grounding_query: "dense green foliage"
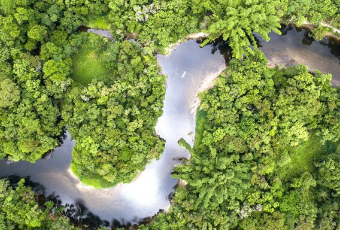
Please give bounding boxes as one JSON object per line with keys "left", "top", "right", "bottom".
{"left": 106, "top": 0, "right": 283, "bottom": 58}
{"left": 277, "top": 134, "right": 336, "bottom": 181}
{"left": 107, "top": 0, "right": 201, "bottom": 51}
{"left": 0, "top": 179, "right": 78, "bottom": 230}
{"left": 0, "top": 0, "right": 107, "bottom": 162}
{"left": 63, "top": 36, "right": 166, "bottom": 187}
{"left": 198, "top": 0, "right": 283, "bottom": 59}
{"left": 1, "top": 0, "right": 340, "bottom": 228}
{"left": 283, "top": 0, "right": 340, "bottom": 38}
{"left": 0, "top": 0, "right": 166, "bottom": 187}
{"left": 0, "top": 35, "right": 63, "bottom": 162}
{"left": 284, "top": 0, "right": 340, "bottom": 27}
{"left": 141, "top": 52, "right": 340, "bottom": 229}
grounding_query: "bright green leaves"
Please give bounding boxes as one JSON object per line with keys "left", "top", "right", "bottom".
{"left": 0, "top": 78, "right": 20, "bottom": 108}
{"left": 290, "top": 0, "right": 338, "bottom": 24}
{"left": 280, "top": 174, "right": 317, "bottom": 220}
{"left": 13, "top": 7, "right": 30, "bottom": 24}
{"left": 0, "top": 0, "right": 15, "bottom": 15}
{"left": 145, "top": 52, "right": 340, "bottom": 229}
{"left": 202, "top": 0, "right": 282, "bottom": 59}
{"left": 40, "top": 42, "right": 63, "bottom": 60}
{"left": 27, "top": 25, "right": 47, "bottom": 42}
{"left": 107, "top": 0, "right": 202, "bottom": 50}
{"left": 315, "top": 154, "right": 340, "bottom": 197}
{"left": 63, "top": 39, "right": 166, "bottom": 187}
{"left": 0, "top": 15, "right": 20, "bottom": 46}
{"left": 0, "top": 179, "right": 78, "bottom": 229}
{"left": 43, "top": 59, "right": 70, "bottom": 82}
{"left": 0, "top": 52, "right": 62, "bottom": 162}
{"left": 0, "top": 179, "right": 48, "bottom": 228}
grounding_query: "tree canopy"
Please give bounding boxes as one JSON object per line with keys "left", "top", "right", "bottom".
{"left": 199, "top": 0, "right": 283, "bottom": 59}
{"left": 141, "top": 52, "right": 340, "bottom": 229}
{"left": 1, "top": 0, "right": 340, "bottom": 228}
{"left": 63, "top": 36, "right": 166, "bottom": 187}
{"left": 0, "top": 179, "right": 78, "bottom": 230}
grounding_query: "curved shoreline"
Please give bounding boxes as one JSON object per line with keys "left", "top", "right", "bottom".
{"left": 68, "top": 29, "right": 212, "bottom": 189}
{"left": 300, "top": 21, "right": 340, "bottom": 41}
{"left": 164, "top": 32, "right": 209, "bottom": 55}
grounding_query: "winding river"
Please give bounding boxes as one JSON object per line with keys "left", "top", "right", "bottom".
{"left": 0, "top": 26, "right": 340, "bottom": 228}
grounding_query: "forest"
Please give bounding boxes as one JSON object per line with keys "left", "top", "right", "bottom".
{"left": 140, "top": 52, "right": 340, "bottom": 229}
{"left": 0, "top": 0, "right": 340, "bottom": 229}
{"left": 0, "top": 178, "right": 79, "bottom": 229}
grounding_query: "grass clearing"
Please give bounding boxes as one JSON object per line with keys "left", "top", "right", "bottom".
{"left": 72, "top": 47, "right": 108, "bottom": 85}
{"left": 86, "top": 16, "right": 110, "bottom": 30}
{"left": 278, "top": 134, "right": 337, "bottom": 181}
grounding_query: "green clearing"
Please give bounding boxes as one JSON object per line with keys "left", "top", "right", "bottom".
{"left": 278, "top": 134, "right": 337, "bottom": 181}
{"left": 86, "top": 16, "right": 110, "bottom": 30}
{"left": 72, "top": 47, "right": 109, "bottom": 85}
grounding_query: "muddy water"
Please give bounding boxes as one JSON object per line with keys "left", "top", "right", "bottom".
{"left": 0, "top": 26, "right": 339, "bottom": 227}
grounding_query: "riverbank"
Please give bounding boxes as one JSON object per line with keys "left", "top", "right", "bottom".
{"left": 297, "top": 21, "right": 340, "bottom": 40}
{"left": 164, "top": 32, "right": 209, "bottom": 55}
{"left": 191, "top": 65, "right": 226, "bottom": 132}
{"left": 258, "top": 25, "right": 340, "bottom": 86}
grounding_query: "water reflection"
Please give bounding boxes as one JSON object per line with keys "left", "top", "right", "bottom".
{"left": 1, "top": 27, "right": 340, "bottom": 228}
{"left": 256, "top": 25, "right": 340, "bottom": 86}
{"left": 0, "top": 39, "right": 227, "bottom": 227}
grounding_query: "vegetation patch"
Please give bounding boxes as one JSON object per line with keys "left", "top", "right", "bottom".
{"left": 278, "top": 135, "right": 338, "bottom": 181}
{"left": 71, "top": 163, "right": 116, "bottom": 188}
{"left": 1, "top": 0, "right": 340, "bottom": 228}
{"left": 71, "top": 34, "right": 115, "bottom": 85}
{"left": 194, "top": 108, "right": 207, "bottom": 148}
{"left": 0, "top": 179, "right": 78, "bottom": 229}
{"left": 63, "top": 40, "right": 166, "bottom": 188}
{"left": 72, "top": 47, "right": 108, "bottom": 85}
{"left": 141, "top": 52, "right": 340, "bottom": 229}
{"left": 86, "top": 16, "right": 110, "bottom": 30}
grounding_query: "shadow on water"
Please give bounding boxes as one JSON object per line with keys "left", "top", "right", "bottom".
{"left": 282, "top": 24, "right": 340, "bottom": 57}
{"left": 225, "top": 24, "right": 340, "bottom": 85}
{"left": 1, "top": 153, "right": 186, "bottom": 229}
{"left": 3, "top": 176, "right": 110, "bottom": 229}
{"left": 4, "top": 175, "right": 46, "bottom": 194}
{"left": 110, "top": 210, "right": 166, "bottom": 230}
{"left": 196, "top": 38, "right": 233, "bottom": 66}
{"left": 40, "top": 127, "right": 68, "bottom": 160}
{"left": 63, "top": 199, "right": 110, "bottom": 229}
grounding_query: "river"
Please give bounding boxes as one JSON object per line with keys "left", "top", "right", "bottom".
{"left": 257, "top": 25, "right": 340, "bottom": 85}
{"left": 0, "top": 26, "right": 339, "bottom": 228}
